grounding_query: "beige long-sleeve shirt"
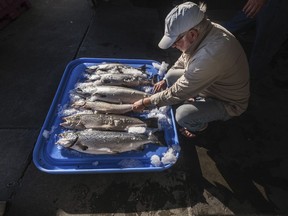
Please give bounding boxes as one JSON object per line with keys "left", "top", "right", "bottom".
{"left": 150, "top": 23, "right": 250, "bottom": 117}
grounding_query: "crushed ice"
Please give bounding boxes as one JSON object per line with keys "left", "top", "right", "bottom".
{"left": 150, "top": 148, "right": 178, "bottom": 167}
{"left": 128, "top": 126, "right": 146, "bottom": 134}
{"left": 152, "top": 61, "right": 169, "bottom": 77}
{"left": 150, "top": 155, "right": 161, "bottom": 167}
{"left": 148, "top": 106, "right": 172, "bottom": 130}
{"left": 161, "top": 148, "right": 177, "bottom": 165}
{"left": 42, "top": 125, "right": 57, "bottom": 139}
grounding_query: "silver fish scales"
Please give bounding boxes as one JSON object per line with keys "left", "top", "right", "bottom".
{"left": 93, "top": 73, "right": 153, "bottom": 87}
{"left": 60, "top": 113, "right": 149, "bottom": 131}
{"left": 56, "top": 130, "right": 163, "bottom": 155}
{"left": 75, "top": 85, "right": 150, "bottom": 104}
{"left": 85, "top": 63, "right": 148, "bottom": 78}
{"left": 72, "top": 100, "right": 133, "bottom": 114}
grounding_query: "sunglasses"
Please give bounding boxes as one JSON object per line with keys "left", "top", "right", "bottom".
{"left": 173, "top": 31, "right": 187, "bottom": 46}
{"left": 173, "top": 32, "right": 186, "bottom": 46}
{"left": 173, "top": 27, "right": 197, "bottom": 46}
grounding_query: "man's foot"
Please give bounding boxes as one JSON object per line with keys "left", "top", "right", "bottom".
{"left": 179, "top": 124, "right": 208, "bottom": 138}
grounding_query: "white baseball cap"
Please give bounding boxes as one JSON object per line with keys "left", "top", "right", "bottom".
{"left": 158, "top": 2, "right": 205, "bottom": 49}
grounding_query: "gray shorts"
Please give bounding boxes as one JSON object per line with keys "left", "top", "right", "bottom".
{"left": 175, "top": 97, "right": 231, "bottom": 132}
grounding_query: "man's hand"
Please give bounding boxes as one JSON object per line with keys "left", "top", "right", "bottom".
{"left": 132, "top": 99, "right": 145, "bottom": 112}
{"left": 153, "top": 79, "right": 167, "bottom": 93}
{"left": 243, "top": 0, "right": 266, "bottom": 18}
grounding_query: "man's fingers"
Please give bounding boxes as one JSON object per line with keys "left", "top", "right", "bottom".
{"left": 243, "top": 2, "right": 255, "bottom": 17}
{"left": 243, "top": 0, "right": 266, "bottom": 18}
{"left": 153, "top": 84, "right": 162, "bottom": 93}
{"left": 246, "top": 5, "right": 258, "bottom": 17}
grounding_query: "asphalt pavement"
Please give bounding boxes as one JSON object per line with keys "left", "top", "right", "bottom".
{"left": 1, "top": 0, "right": 288, "bottom": 215}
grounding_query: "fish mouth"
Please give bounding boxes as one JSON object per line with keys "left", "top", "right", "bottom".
{"left": 72, "top": 100, "right": 86, "bottom": 108}
{"left": 74, "top": 89, "right": 89, "bottom": 98}
{"left": 60, "top": 118, "right": 85, "bottom": 130}
{"left": 60, "top": 118, "right": 72, "bottom": 128}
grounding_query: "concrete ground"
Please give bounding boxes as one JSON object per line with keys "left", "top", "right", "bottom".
{"left": 0, "top": 0, "right": 288, "bottom": 215}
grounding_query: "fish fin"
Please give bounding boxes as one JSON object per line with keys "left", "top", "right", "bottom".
{"left": 76, "top": 122, "right": 86, "bottom": 130}
{"left": 138, "top": 64, "right": 146, "bottom": 72}
{"left": 135, "top": 145, "right": 146, "bottom": 152}
{"left": 76, "top": 143, "right": 88, "bottom": 151}
{"left": 57, "top": 135, "right": 78, "bottom": 148}
{"left": 136, "top": 64, "right": 150, "bottom": 77}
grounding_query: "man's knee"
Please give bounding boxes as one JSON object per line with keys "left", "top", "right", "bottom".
{"left": 175, "top": 104, "right": 197, "bottom": 126}
{"left": 165, "top": 69, "right": 184, "bottom": 85}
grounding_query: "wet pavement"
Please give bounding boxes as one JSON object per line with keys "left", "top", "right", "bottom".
{"left": 0, "top": 0, "right": 288, "bottom": 215}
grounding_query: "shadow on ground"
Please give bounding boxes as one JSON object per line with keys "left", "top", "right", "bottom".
{"left": 190, "top": 83, "right": 288, "bottom": 214}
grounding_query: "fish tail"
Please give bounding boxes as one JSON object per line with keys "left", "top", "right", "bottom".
{"left": 138, "top": 64, "right": 147, "bottom": 72}
{"left": 142, "top": 117, "right": 158, "bottom": 128}
{"left": 139, "top": 64, "right": 151, "bottom": 77}
{"left": 149, "top": 131, "right": 166, "bottom": 146}
{"left": 152, "top": 74, "right": 158, "bottom": 85}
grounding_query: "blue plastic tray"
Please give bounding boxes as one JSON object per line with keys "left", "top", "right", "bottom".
{"left": 33, "top": 58, "right": 180, "bottom": 174}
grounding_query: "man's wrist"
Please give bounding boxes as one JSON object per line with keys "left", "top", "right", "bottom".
{"left": 141, "top": 98, "right": 147, "bottom": 108}
{"left": 142, "top": 98, "right": 151, "bottom": 108}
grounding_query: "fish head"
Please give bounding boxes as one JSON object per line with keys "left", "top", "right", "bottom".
{"left": 74, "top": 88, "right": 90, "bottom": 98}
{"left": 71, "top": 100, "right": 86, "bottom": 108}
{"left": 85, "top": 65, "right": 98, "bottom": 73}
{"left": 56, "top": 132, "right": 78, "bottom": 148}
{"left": 88, "top": 86, "right": 107, "bottom": 99}
{"left": 60, "top": 115, "right": 86, "bottom": 130}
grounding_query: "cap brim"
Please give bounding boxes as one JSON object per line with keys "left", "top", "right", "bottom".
{"left": 158, "top": 35, "right": 177, "bottom": 49}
